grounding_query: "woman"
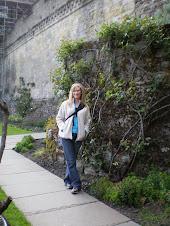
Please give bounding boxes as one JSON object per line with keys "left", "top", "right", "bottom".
{"left": 56, "top": 83, "right": 91, "bottom": 194}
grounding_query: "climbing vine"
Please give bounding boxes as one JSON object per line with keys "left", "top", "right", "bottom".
{"left": 49, "top": 39, "right": 85, "bottom": 98}
{"left": 50, "top": 14, "right": 170, "bottom": 179}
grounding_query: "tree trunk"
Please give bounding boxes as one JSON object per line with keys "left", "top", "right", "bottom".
{"left": 0, "top": 101, "right": 9, "bottom": 163}
{"left": 0, "top": 196, "right": 13, "bottom": 214}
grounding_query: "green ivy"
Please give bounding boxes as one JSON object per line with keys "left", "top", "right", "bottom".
{"left": 98, "top": 15, "right": 167, "bottom": 50}
{"left": 49, "top": 39, "right": 87, "bottom": 98}
{"left": 49, "top": 14, "right": 169, "bottom": 177}
{"left": 57, "top": 39, "right": 84, "bottom": 62}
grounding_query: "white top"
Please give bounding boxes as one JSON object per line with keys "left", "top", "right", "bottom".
{"left": 56, "top": 100, "right": 91, "bottom": 141}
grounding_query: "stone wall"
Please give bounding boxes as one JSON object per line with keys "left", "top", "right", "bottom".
{"left": 135, "top": 0, "right": 169, "bottom": 18}
{"left": 3, "top": 0, "right": 169, "bottom": 114}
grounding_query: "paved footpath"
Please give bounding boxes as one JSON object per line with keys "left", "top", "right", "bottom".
{"left": 0, "top": 133, "right": 140, "bottom": 226}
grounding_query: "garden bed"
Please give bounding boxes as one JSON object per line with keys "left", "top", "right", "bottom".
{"left": 18, "top": 138, "right": 169, "bottom": 226}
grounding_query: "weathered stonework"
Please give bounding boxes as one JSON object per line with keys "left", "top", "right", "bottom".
{"left": 3, "top": 0, "right": 169, "bottom": 114}
{"left": 135, "top": 0, "right": 169, "bottom": 18}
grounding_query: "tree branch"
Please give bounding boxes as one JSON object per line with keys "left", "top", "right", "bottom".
{"left": 145, "top": 104, "right": 170, "bottom": 120}
{"left": 131, "top": 42, "right": 152, "bottom": 78}
{"left": 0, "top": 101, "right": 10, "bottom": 163}
{"left": 0, "top": 196, "right": 13, "bottom": 214}
{"left": 147, "top": 95, "right": 170, "bottom": 112}
{"left": 92, "top": 89, "right": 100, "bottom": 119}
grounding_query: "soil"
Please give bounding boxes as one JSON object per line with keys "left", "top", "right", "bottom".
{"left": 18, "top": 138, "right": 169, "bottom": 226}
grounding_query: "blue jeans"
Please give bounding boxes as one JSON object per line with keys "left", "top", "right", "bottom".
{"left": 62, "top": 138, "right": 82, "bottom": 189}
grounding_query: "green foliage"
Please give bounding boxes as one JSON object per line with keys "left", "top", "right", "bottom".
{"left": 98, "top": 15, "right": 166, "bottom": 50}
{"left": 33, "top": 148, "right": 46, "bottom": 159}
{"left": 41, "top": 138, "right": 46, "bottom": 144}
{"left": 8, "top": 114, "right": 23, "bottom": 123}
{"left": 45, "top": 117, "right": 58, "bottom": 160}
{"left": 14, "top": 135, "right": 35, "bottom": 153}
{"left": 23, "top": 118, "right": 47, "bottom": 128}
{"left": 89, "top": 177, "right": 114, "bottom": 200}
{"left": 0, "top": 122, "right": 34, "bottom": 136}
{"left": 57, "top": 39, "right": 84, "bottom": 62}
{"left": 90, "top": 171, "right": 170, "bottom": 208}
{"left": 15, "top": 77, "right": 35, "bottom": 117}
{"left": 138, "top": 206, "right": 170, "bottom": 226}
{"left": 49, "top": 15, "right": 169, "bottom": 177}
{"left": 49, "top": 39, "right": 87, "bottom": 97}
{"left": 143, "top": 170, "right": 170, "bottom": 203}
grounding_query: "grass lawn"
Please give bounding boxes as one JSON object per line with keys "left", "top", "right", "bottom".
{"left": 0, "top": 187, "right": 31, "bottom": 226}
{"left": 0, "top": 122, "right": 34, "bottom": 135}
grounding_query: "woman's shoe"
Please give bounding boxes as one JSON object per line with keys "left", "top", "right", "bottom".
{"left": 66, "top": 184, "right": 73, "bottom": 189}
{"left": 71, "top": 188, "right": 81, "bottom": 194}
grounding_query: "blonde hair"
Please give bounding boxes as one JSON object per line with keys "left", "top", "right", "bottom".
{"left": 67, "top": 83, "right": 88, "bottom": 108}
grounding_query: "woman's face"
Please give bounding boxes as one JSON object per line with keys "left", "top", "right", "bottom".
{"left": 73, "top": 86, "right": 82, "bottom": 100}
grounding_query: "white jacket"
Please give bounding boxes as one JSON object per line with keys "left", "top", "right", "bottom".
{"left": 56, "top": 100, "right": 91, "bottom": 141}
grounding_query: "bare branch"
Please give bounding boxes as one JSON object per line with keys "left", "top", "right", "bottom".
{"left": 147, "top": 95, "right": 170, "bottom": 112}
{"left": 0, "top": 101, "right": 10, "bottom": 163}
{"left": 131, "top": 42, "right": 152, "bottom": 78}
{"left": 109, "top": 118, "right": 140, "bottom": 174}
{"left": 145, "top": 104, "right": 170, "bottom": 119}
{"left": 98, "top": 102, "right": 106, "bottom": 123}
{"left": 92, "top": 89, "right": 100, "bottom": 119}
{"left": 127, "top": 102, "right": 144, "bottom": 140}
{"left": 0, "top": 196, "right": 13, "bottom": 214}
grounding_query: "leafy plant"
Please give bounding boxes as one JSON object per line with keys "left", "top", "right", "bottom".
{"left": 41, "top": 138, "right": 46, "bottom": 144}
{"left": 49, "top": 39, "right": 85, "bottom": 97}
{"left": 33, "top": 148, "right": 46, "bottom": 159}
{"left": 57, "top": 39, "right": 84, "bottom": 62}
{"left": 14, "top": 135, "right": 35, "bottom": 153}
{"left": 8, "top": 115, "right": 23, "bottom": 123}
{"left": 98, "top": 15, "right": 166, "bottom": 50}
{"left": 15, "top": 77, "right": 35, "bottom": 117}
{"left": 23, "top": 118, "right": 47, "bottom": 128}
{"left": 49, "top": 14, "right": 169, "bottom": 179}
{"left": 90, "top": 171, "right": 170, "bottom": 208}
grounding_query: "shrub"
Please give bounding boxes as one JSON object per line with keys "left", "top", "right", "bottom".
{"left": 90, "top": 171, "right": 170, "bottom": 208}
{"left": 115, "top": 176, "right": 144, "bottom": 207}
{"left": 23, "top": 119, "right": 47, "bottom": 128}
{"left": 90, "top": 177, "right": 114, "bottom": 200}
{"left": 41, "top": 138, "right": 46, "bottom": 144}
{"left": 14, "top": 142, "right": 23, "bottom": 152}
{"left": 14, "top": 135, "right": 35, "bottom": 152}
{"left": 33, "top": 148, "right": 46, "bottom": 159}
{"left": 143, "top": 171, "right": 170, "bottom": 204}
{"left": 8, "top": 115, "right": 23, "bottom": 123}
{"left": 27, "top": 143, "right": 34, "bottom": 149}
{"left": 21, "top": 147, "right": 29, "bottom": 153}
{"left": 24, "top": 135, "right": 35, "bottom": 143}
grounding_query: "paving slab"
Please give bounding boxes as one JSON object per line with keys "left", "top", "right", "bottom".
{"left": 0, "top": 163, "right": 44, "bottom": 175}
{"left": 116, "top": 221, "right": 140, "bottom": 226}
{"left": 0, "top": 133, "right": 140, "bottom": 226}
{"left": 14, "top": 190, "right": 97, "bottom": 215}
{"left": 1, "top": 180, "right": 66, "bottom": 198}
{"left": 0, "top": 170, "right": 61, "bottom": 186}
{"left": 27, "top": 201, "right": 130, "bottom": 226}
